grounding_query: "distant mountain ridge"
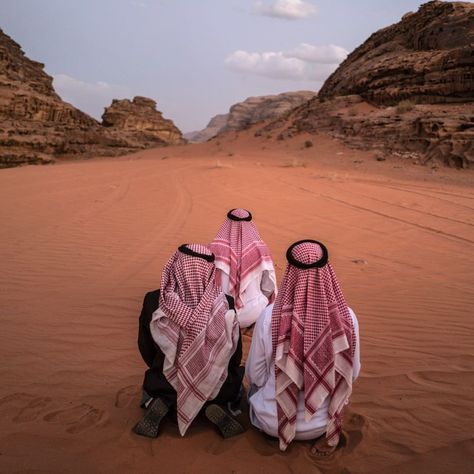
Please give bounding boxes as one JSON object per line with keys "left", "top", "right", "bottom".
{"left": 186, "top": 91, "right": 316, "bottom": 143}
{"left": 184, "top": 114, "right": 229, "bottom": 143}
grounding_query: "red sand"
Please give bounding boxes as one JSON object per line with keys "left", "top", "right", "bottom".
{"left": 1, "top": 131, "right": 473, "bottom": 473}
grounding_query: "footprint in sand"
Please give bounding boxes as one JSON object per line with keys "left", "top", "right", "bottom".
{"left": 115, "top": 385, "right": 140, "bottom": 408}
{"left": 43, "top": 403, "right": 107, "bottom": 434}
{"left": 14, "top": 396, "right": 52, "bottom": 423}
{"left": 0, "top": 393, "right": 52, "bottom": 423}
{"left": 342, "top": 412, "right": 367, "bottom": 454}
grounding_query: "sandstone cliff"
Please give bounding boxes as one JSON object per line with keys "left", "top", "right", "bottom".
{"left": 0, "top": 29, "right": 184, "bottom": 167}
{"left": 262, "top": 1, "right": 474, "bottom": 168}
{"left": 187, "top": 91, "right": 316, "bottom": 143}
{"left": 224, "top": 91, "right": 317, "bottom": 132}
{"left": 319, "top": 1, "right": 474, "bottom": 104}
{"left": 184, "top": 114, "right": 229, "bottom": 143}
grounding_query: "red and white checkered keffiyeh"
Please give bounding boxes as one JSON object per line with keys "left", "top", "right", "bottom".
{"left": 209, "top": 209, "right": 275, "bottom": 309}
{"left": 271, "top": 241, "right": 355, "bottom": 451}
{"left": 150, "top": 244, "right": 240, "bottom": 436}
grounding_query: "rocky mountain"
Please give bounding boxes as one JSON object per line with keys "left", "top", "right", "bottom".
{"left": 262, "top": 1, "right": 474, "bottom": 168}
{"left": 0, "top": 29, "right": 184, "bottom": 168}
{"left": 187, "top": 91, "right": 316, "bottom": 143}
{"left": 184, "top": 113, "right": 229, "bottom": 143}
{"left": 224, "top": 91, "right": 317, "bottom": 132}
{"left": 319, "top": 0, "right": 473, "bottom": 104}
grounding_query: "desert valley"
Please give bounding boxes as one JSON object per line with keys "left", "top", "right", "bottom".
{"left": 1, "top": 1, "right": 473, "bottom": 473}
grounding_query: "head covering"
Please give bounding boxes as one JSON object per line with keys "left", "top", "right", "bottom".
{"left": 209, "top": 208, "right": 275, "bottom": 309}
{"left": 271, "top": 240, "right": 355, "bottom": 451}
{"left": 150, "top": 244, "right": 239, "bottom": 436}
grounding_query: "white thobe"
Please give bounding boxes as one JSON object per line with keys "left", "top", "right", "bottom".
{"left": 219, "top": 269, "right": 276, "bottom": 328}
{"left": 246, "top": 304, "right": 361, "bottom": 440}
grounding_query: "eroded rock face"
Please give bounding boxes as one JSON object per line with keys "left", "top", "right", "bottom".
{"left": 187, "top": 91, "right": 316, "bottom": 143}
{"left": 0, "top": 29, "right": 100, "bottom": 166}
{"left": 102, "top": 96, "right": 183, "bottom": 145}
{"left": 184, "top": 114, "right": 229, "bottom": 143}
{"left": 263, "top": 1, "right": 474, "bottom": 168}
{"left": 224, "top": 91, "right": 317, "bottom": 132}
{"left": 319, "top": 1, "right": 474, "bottom": 104}
{"left": 266, "top": 95, "right": 473, "bottom": 168}
{"left": 0, "top": 29, "right": 184, "bottom": 168}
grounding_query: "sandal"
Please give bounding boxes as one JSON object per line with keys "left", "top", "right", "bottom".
{"left": 205, "top": 404, "right": 245, "bottom": 439}
{"left": 133, "top": 397, "right": 169, "bottom": 438}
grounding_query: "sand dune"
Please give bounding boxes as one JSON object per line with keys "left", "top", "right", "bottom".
{"left": 1, "top": 131, "right": 473, "bottom": 473}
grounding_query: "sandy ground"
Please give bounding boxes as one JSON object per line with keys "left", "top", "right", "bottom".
{"left": 1, "top": 131, "right": 473, "bottom": 473}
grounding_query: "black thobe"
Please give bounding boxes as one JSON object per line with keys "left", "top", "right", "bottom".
{"left": 138, "top": 289, "right": 244, "bottom": 408}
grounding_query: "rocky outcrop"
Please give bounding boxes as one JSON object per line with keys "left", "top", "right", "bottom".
{"left": 224, "top": 91, "right": 316, "bottom": 132}
{"left": 267, "top": 95, "right": 473, "bottom": 168}
{"left": 319, "top": 1, "right": 474, "bottom": 104}
{"left": 102, "top": 96, "right": 183, "bottom": 146}
{"left": 0, "top": 29, "right": 184, "bottom": 168}
{"left": 187, "top": 91, "right": 316, "bottom": 143}
{"left": 184, "top": 114, "right": 229, "bottom": 143}
{"left": 262, "top": 1, "right": 474, "bottom": 168}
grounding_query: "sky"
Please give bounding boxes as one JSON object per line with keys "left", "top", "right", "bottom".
{"left": 1, "top": 0, "right": 450, "bottom": 132}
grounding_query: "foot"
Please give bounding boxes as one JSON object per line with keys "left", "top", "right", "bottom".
{"left": 133, "top": 398, "right": 169, "bottom": 438}
{"left": 205, "top": 404, "right": 245, "bottom": 439}
{"left": 310, "top": 435, "right": 337, "bottom": 457}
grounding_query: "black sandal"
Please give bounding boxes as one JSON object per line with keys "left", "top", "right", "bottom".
{"left": 133, "top": 398, "right": 169, "bottom": 438}
{"left": 205, "top": 404, "right": 245, "bottom": 439}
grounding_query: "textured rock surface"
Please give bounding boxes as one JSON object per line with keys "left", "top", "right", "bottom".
{"left": 187, "top": 91, "right": 316, "bottom": 142}
{"left": 0, "top": 29, "right": 184, "bottom": 167}
{"left": 184, "top": 113, "right": 229, "bottom": 143}
{"left": 102, "top": 96, "right": 183, "bottom": 145}
{"left": 265, "top": 95, "right": 473, "bottom": 168}
{"left": 319, "top": 1, "right": 474, "bottom": 104}
{"left": 262, "top": 1, "right": 474, "bottom": 168}
{"left": 224, "top": 91, "right": 316, "bottom": 132}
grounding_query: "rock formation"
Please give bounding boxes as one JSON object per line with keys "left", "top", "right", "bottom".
{"left": 0, "top": 29, "right": 184, "bottom": 168}
{"left": 268, "top": 95, "right": 473, "bottom": 168}
{"left": 187, "top": 92, "right": 316, "bottom": 142}
{"left": 185, "top": 114, "right": 229, "bottom": 143}
{"left": 262, "top": 1, "right": 474, "bottom": 168}
{"left": 224, "top": 91, "right": 317, "bottom": 132}
{"left": 319, "top": 1, "right": 474, "bottom": 104}
{"left": 102, "top": 96, "right": 183, "bottom": 146}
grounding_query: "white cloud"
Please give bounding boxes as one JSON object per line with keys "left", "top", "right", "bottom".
{"left": 255, "top": 0, "right": 317, "bottom": 20}
{"left": 285, "top": 43, "right": 348, "bottom": 64}
{"left": 53, "top": 74, "right": 131, "bottom": 120}
{"left": 225, "top": 50, "right": 306, "bottom": 80}
{"left": 225, "top": 43, "right": 348, "bottom": 81}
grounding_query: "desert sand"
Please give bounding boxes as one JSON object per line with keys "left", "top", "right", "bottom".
{"left": 1, "top": 130, "right": 473, "bottom": 474}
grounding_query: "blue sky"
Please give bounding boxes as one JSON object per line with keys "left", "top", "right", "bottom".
{"left": 1, "top": 0, "right": 449, "bottom": 132}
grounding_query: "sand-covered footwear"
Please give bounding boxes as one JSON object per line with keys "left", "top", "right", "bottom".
{"left": 133, "top": 398, "right": 169, "bottom": 438}
{"left": 310, "top": 435, "right": 337, "bottom": 457}
{"left": 205, "top": 403, "right": 245, "bottom": 439}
